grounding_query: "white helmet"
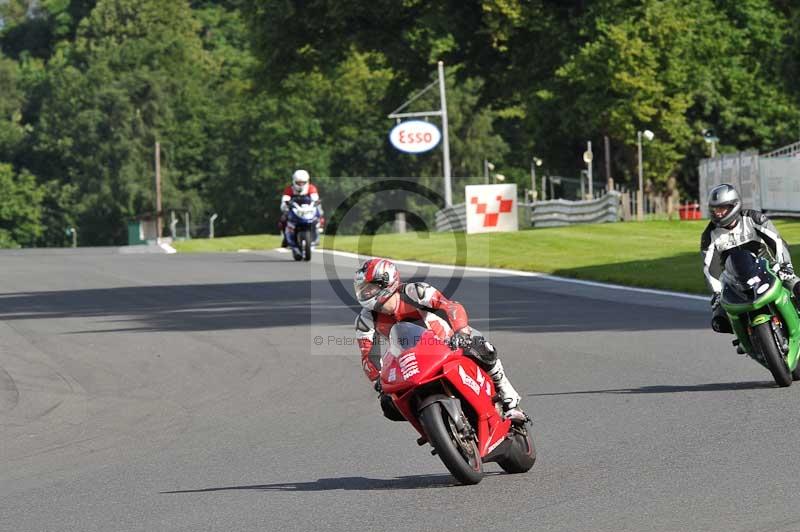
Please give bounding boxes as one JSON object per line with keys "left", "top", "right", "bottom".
{"left": 292, "top": 169, "right": 310, "bottom": 194}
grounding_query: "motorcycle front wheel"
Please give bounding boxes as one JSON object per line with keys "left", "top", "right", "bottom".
{"left": 419, "top": 402, "right": 483, "bottom": 485}
{"left": 300, "top": 230, "right": 312, "bottom": 261}
{"left": 496, "top": 426, "right": 536, "bottom": 474}
{"left": 752, "top": 321, "right": 792, "bottom": 387}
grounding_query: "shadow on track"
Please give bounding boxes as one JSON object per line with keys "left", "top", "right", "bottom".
{"left": 528, "top": 381, "right": 775, "bottom": 396}
{"left": 160, "top": 473, "right": 501, "bottom": 493}
{"left": 0, "top": 274, "right": 708, "bottom": 334}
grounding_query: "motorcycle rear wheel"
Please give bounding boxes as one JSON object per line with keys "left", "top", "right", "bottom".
{"left": 753, "top": 322, "right": 792, "bottom": 387}
{"left": 419, "top": 402, "right": 483, "bottom": 485}
{"left": 496, "top": 427, "right": 536, "bottom": 474}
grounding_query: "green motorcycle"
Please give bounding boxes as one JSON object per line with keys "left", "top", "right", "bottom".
{"left": 720, "top": 249, "right": 800, "bottom": 387}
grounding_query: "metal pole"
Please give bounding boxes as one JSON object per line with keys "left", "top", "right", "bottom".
{"left": 484, "top": 159, "right": 488, "bottom": 184}
{"left": 395, "top": 212, "right": 407, "bottom": 233}
{"left": 587, "top": 140, "right": 593, "bottom": 198}
{"left": 185, "top": 211, "right": 190, "bottom": 239}
{"left": 170, "top": 210, "right": 177, "bottom": 239}
{"left": 210, "top": 213, "right": 218, "bottom": 239}
{"left": 155, "top": 141, "right": 162, "bottom": 240}
{"left": 711, "top": 141, "right": 716, "bottom": 158}
{"left": 531, "top": 160, "right": 537, "bottom": 201}
{"left": 580, "top": 171, "right": 586, "bottom": 199}
{"left": 637, "top": 131, "right": 644, "bottom": 221}
{"left": 604, "top": 135, "right": 613, "bottom": 192}
{"left": 438, "top": 61, "right": 452, "bottom": 207}
{"left": 541, "top": 175, "right": 546, "bottom": 201}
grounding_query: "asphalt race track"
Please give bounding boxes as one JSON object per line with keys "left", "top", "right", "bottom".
{"left": 3, "top": 247, "right": 800, "bottom": 532}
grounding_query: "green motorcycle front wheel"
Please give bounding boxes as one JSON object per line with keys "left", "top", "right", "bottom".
{"left": 752, "top": 322, "right": 793, "bottom": 387}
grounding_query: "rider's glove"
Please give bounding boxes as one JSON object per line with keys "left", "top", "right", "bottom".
{"left": 448, "top": 332, "right": 472, "bottom": 350}
{"left": 778, "top": 264, "right": 796, "bottom": 281}
{"left": 710, "top": 292, "right": 721, "bottom": 310}
{"left": 280, "top": 202, "right": 289, "bottom": 213}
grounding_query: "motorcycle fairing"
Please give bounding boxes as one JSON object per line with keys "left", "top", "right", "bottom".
{"left": 380, "top": 331, "right": 511, "bottom": 458}
{"left": 380, "top": 330, "right": 451, "bottom": 395}
{"left": 286, "top": 199, "right": 321, "bottom": 251}
{"left": 440, "top": 357, "right": 511, "bottom": 457}
{"left": 723, "top": 268, "right": 800, "bottom": 371}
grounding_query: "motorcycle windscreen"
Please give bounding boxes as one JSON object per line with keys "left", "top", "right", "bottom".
{"left": 380, "top": 323, "right": 451, "bottom": 391}
{"left": 388, "top": 322, "right": 427, "bottom": 354}
{"left": 722, "top": 251, "right": 774, "bottom": 304}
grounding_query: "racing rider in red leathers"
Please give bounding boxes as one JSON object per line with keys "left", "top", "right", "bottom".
{"left": 279, "top": 169, "right": 322, "bottom": 246}
{"left": 353, "top": 258, "right": 526, "bottom": 422}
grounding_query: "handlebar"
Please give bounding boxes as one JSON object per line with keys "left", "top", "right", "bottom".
{"left": 290, "top": 195, "right": 321, "bottom": 206}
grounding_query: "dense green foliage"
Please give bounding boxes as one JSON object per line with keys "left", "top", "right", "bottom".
{"left": 2, "top": 0, "right": 800, "bottom": 246}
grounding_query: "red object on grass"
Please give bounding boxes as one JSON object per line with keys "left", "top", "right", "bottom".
{"left": 678, "top": 203, "right": 702, "bottom": 220}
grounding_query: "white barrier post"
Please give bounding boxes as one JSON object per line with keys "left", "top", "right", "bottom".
{"left": 209, "top": 213, "right": 218, "bottom": 239}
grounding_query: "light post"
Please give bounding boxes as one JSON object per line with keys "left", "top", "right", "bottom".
{"left": 66, "top": 227, "right": 77, "bottom": 248}
{"left": 702, "top": 128, "right": 719, "bottom": 158}
{"left": 170, "top": 211, "right": 178, "bottom": 239}
{"left": 583, "top": 141, "right": 594, "bottom": 198}
{"left": 580, "top": 170, "right": 587, "bottom": 199}
{"left": 484, "top": 159, "right": 495, "bottom": 184}
{"left": 549, "top": 176, "right": 561, "bottom": 200}
{"left": 637, "top": 129, "right": 655, "bottom": 221}
{"left": 531, "top": 157, "right": 542, "bottom": 201}
{"left": 604, "top": 135, "right": 613, "bottom": 192}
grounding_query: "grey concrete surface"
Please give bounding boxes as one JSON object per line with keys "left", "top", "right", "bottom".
{"left": 1, "top": 248, "right": 798, "bottom": 532}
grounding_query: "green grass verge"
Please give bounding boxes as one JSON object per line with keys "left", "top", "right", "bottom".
{"left": 171, "top": 220, "right": 800, "bottom": 295}
{"left": 172, "top": 234, "right": 281, "bottom": 253}
{"left": 323, "top": 220, "right": 800, "bottom": 294}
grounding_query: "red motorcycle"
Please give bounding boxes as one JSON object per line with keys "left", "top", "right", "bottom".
{"left": 379, "top": 322, "right": 536, "bottom": 485}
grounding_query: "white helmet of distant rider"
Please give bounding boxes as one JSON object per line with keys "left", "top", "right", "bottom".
{"left": 292, "top": 169, "right": 310, "bottom": 194}
{"left": 354, "top": 258, "right": 400, "bottom": 311}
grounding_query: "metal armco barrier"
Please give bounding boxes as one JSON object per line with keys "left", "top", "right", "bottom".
{"left": 434, "top": 193, "right": 622, "bottom": 232}
{"left": 529, "top": 192, "right": 621, "bottom": 228}
{"left": 435, "top": 203, "right": 466, "bottom": 232}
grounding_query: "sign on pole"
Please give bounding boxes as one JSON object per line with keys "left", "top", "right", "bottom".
{"left": 387, "top": 62, "right": 452, "bottom": 206}
{"left": 465, "top": 184, "right": 519, "bottom": 234}
{"left": 389, "top": 120, "right": 441, "bottom": 154}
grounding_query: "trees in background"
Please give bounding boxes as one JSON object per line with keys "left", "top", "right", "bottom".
{"left": 2, "top": 0, "right": 800, "bottom": 246}
{"left": 0, "top": 164, "right": 43, "bottom": 247}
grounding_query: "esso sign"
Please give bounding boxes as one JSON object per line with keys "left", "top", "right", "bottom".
{"left": 389, "top": 120, "right": 441, "bottom": 154}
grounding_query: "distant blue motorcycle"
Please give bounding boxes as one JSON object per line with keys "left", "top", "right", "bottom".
{"left": 285, "top": 196, "right": 321, "bottom": 261}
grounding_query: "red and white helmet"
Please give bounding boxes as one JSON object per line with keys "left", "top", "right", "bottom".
{"left": 354, "top": 258, "right": 400, "bottom": 310}
{"left": 292, "top": 169, "right": 310, "bottom": 194}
